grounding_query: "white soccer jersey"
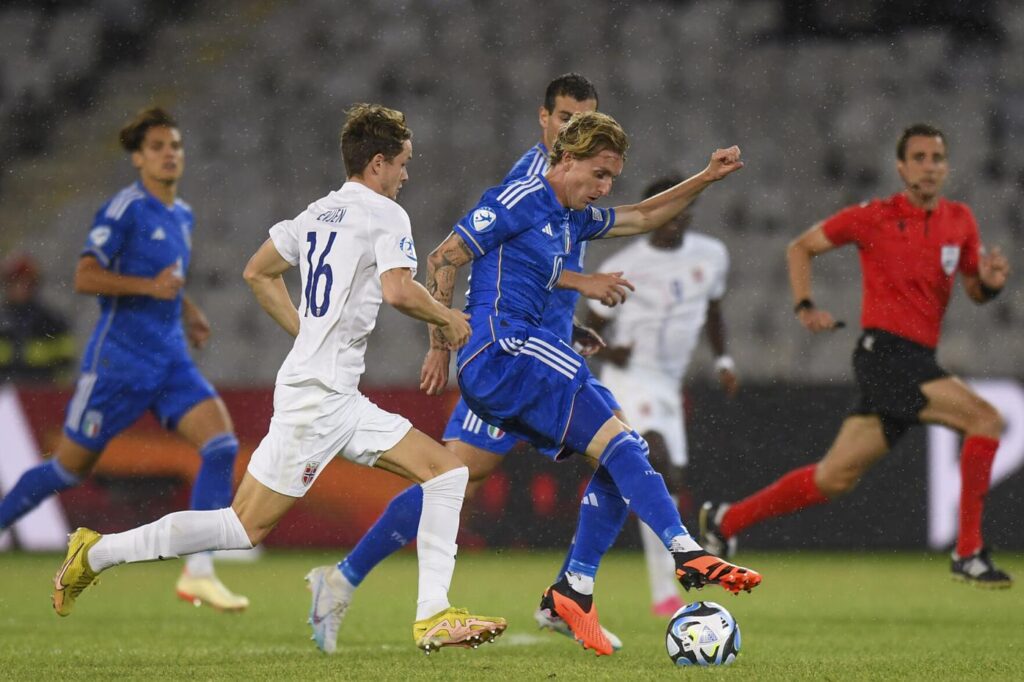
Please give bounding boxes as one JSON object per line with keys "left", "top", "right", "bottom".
{"left": 589, "top": 232, "right": 729, "bottom": 382}
{"left": 269, "top": 181, "right": 418, "bottom": 392}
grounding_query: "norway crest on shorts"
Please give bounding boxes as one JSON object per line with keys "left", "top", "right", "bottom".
{"left": 940, "top": 244, "right": 960, "bottom": 275}
{"left": 302, "top": 460, "right": 320, "bottom": 487}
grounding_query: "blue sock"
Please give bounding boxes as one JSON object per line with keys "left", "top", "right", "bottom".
{"left": 338, "top": 484, "right": 423, "bottom": 587}
{"left": 565, "top": 465, "right": 629, "bottom": 579}
{"left": 190, "top": 433, "right": 238, "bottom": 510}
{"left": 0, "top": 458, "right": 81, "bottom": 529}
{"left": 601, "top": 431, "right": 689, "bottom": 548}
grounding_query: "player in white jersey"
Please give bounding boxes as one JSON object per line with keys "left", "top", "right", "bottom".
{"left": 587, "top": 177, "right": 738, "bottom": 616}
{"left": 50, "top": 104, "right": 507, "bottom": 654}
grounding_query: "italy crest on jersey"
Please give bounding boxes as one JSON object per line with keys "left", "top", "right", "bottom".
{"left": 940, "top": 244, "right": 960, "bottom": 276}
{"left": 487, "top": 424, "right": 505, "bottom": 441}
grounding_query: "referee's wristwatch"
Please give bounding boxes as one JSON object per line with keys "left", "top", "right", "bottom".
{"left": 793, "top": 298, "right": 814, "bottom": 314}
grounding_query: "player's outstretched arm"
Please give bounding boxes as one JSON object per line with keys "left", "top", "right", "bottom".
{"left": 606, "top": 146, "right": 744, "bottom": 238}
{"left": 74, "top": 255, "right": 183, "bottom": 300}
{"left": 424, "top": 231, "right": 475, "bottom": 350}
{"left": 242, "top": 238, "right": 300, "bottom": 337}
{"left": 787, "top": 223, "right": 840, "bottom": 333}
{"left": 962, "top": 245, "right": 1010, "bottom": 304}
{"left": 558, "top": 270, "right": 634, "bottom": 306}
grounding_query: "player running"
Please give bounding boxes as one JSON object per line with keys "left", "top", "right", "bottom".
{"left": 307, "top": 73, "right": 633, "bottom": 654}
{"left": 700, "top": 123, "right": 1013, "bottom": 589}
{"left": 421, "top": 111, "right": 763, "bottom": 656}
{"left": 50, "top": 104, "right": 508, "bottom": 653}
{"left": 0, "top": 107, "right": 247, "bottom": 611}
{"left": 586, "top": 182, "right": 738, "bottom": 616}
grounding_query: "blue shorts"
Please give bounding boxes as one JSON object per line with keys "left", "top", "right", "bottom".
{"left": 443, "top": 397, "right": 521, "bottom": 455}
{"left": 457, "top": 323, "right": 619, "bottom": 460}
{"left": 63, "top": 354, "right": 217, "bottom": 452}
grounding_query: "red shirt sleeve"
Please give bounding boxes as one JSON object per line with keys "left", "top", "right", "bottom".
{"left": 957, "top": 205, "right": 980, "bottom": 277}
{"left": 820, "top": 202, "right": 873, "bottom": 247}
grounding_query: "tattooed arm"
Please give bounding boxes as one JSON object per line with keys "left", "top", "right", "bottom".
{"left": 421, "top": 231, "right": 476, "bottom": 395}
{"left": 424, "top": 231, "right": 476, "bottom": 349}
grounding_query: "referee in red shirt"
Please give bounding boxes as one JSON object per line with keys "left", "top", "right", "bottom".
{"left": 700, "top": 123, "right": 1012, "bottom": 587}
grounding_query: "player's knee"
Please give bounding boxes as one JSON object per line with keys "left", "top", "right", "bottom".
{"left": 968, "top": 401, "right": 1004, "bottom": 439}
{"left": 814, "top": 465, "right": 861, "bottom": 498}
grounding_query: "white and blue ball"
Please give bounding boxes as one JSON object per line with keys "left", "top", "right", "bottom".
{"left": 665, "top": 601, "right": 741, "bottom": 666}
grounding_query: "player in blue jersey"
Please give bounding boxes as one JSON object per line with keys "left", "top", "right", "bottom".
{"left": 419, "top": 111, "right": 763, "bottom": 655}
{"left": 305, "top": 74, "right": 634, "bottom": 654}
{"left": 0, "top": 108, "right": 247, "bottom": 611}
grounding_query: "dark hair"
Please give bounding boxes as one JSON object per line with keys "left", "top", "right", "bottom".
{"left": 340, "top": 104, "right": 412, "bottom": 177}
{"left": 543, "top": 72, "right": 599, "bottom": 112}
{"left": 120, "top": 107, "right": 178, "bottom": 152}
{"left": 897, "top": 123, "right": 946, "bottom": 160}
{"left": 642, "top": 175, "right": 684, "bottom": 200}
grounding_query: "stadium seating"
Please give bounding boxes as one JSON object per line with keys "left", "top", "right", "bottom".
{"left": 0, "top": 0, "right": 1020, "bottom": 385}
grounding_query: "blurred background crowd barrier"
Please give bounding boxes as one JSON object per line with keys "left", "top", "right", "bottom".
{"left": 1, "top": 0, "right": 1021, "bottom": 551}
{"left": 3, "top": 381, "right": 1021, "bottom": 551}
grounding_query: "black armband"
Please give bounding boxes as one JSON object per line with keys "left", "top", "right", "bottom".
{"left": 793, "top": 298, "right": 815, "bottom": 314}
{"left": 979, "top": 282, "right": 1003, "bottom": 301}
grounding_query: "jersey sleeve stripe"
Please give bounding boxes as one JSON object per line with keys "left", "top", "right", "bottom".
{"left": 591, "top": 207, "right": 616, "bottom": 239}
{"left": 453, "top": 223, "right": 485, "bottom": 256}
{"left": 81, "top": 246, "right": 110, "bottom": 267}
{"left": 500, "top": 180, "right": 543, "bottom": 209}
{"left": 105, "top": 187, "right": 145, "bottom": 220}
{"left": 497, "top": 177, "right": 542, "bottom": 207}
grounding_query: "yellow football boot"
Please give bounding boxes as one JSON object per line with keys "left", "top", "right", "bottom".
{"left": 52, "top": 527, "right": 101, "bottom": 617}
{"left": 413, "top": 607, "right": 507, "bottom": 654}
{"left": 176, "top": 571, "right": 250, "bottom": 612}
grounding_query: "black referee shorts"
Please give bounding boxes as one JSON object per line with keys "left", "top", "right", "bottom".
{"left": 851, "top": 328, "right": 949, "bottom": 446}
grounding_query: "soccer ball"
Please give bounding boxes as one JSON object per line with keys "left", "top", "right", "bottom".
{"left": 665, "top": 601, "right": 741, "bottom": 666}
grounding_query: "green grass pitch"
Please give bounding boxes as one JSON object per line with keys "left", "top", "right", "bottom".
{"left": 1, "top": 550, "right": 1021, "bottom": 680}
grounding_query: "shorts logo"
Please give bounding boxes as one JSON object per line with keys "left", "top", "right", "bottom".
{"left": 471, "top": 207, "right": 496, "bottom": 232}
{"left": 89, "top": 226, "right": 111, "bottom": 246}
{"left": 398, "top": 236, "right": 417, "bottom": 262}
{"left": 302, "top": 460, "right": 320, "bottom": 486}
{"left": 940, "top": 244, "right": 960, "bottom": 276}
{"left": 487, "top": 425, "right": 505, "bottom": 440}
{"left": 151, "top": 226, "right": 166, "bottom": 240}
{"left": 862, "top": 334, "right": 875, "bottom": 352}
{"left": 82, "top": 410, "right": 103, "bottom": 438}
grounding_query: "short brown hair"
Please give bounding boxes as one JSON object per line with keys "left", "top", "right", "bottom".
{"left": 897, "top": 123, "right": 946, "bottom": 160}
{"left": 549, "top": 111, "right": 628, "bottom": 167}
{"left": 340, "top": 104, "right": 412, "bottom": 177}
{"left": 120, "top": 107, "right": 178, "bottom": 152}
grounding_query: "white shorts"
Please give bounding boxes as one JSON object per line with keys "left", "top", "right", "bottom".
{"left": 247, "top": 381, "right": 412, "bottom": 497}
{"left": 600, "top": 364, "right": 688, "bottom": 467}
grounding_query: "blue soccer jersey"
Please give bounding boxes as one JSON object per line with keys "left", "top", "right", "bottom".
{"left": 80, "top": 181, "right": 192, "bottom": 372}
{"left": 64, "top": 181, "right": 215, "bottom": 451}
{"left": 500, "top": 143, "right": 586, "bottom": 343}
{"left": 453, "top": 175, "right": 614, "bottom": 333}
{"left": 445, "top": 145, "right": 607, "bottom": 455}
{"left": 452, "top": 177, "right": 616, "bottom": 455}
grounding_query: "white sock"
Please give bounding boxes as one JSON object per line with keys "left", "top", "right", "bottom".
{"left": 88, "top": 508, "right": 252, "bottom": 573}
{"left": 185, "top": 552, "right": 215, "bottom": 578}
{"left": 640, "top": 517, "right": 679, "bottom": 605}
{"left": 566, "top": 571, "right": 595, "bottom": 596}
{"left": 415, "top": 466, "right": 467, "bottom": 621}
{"left": 668, "top": 533, "right": 703, "bottom": 554}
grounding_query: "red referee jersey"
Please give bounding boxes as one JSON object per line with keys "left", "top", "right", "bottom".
{"left": 821, "top": 192, "right": 980, "bottom": 348}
